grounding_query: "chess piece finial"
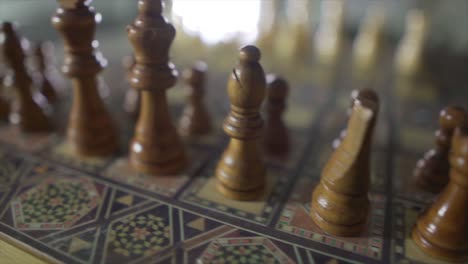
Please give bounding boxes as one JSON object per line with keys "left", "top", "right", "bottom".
{"left": 215, "top": 45, "right": 266, "bottom": 201}
{"left": 52, "top": 0, "right": 118, "bottom": 156}
{"left": 179, "top": 61, "right": 212, "bottom": 137}
{"left": 414, "top": 106, "right": 466, "bottom": 193}
{"left": 35, "top": 42, "right": 58, "bottom": 103}
{"left": 311, "top": 90, "right": 379, "bottom": 236}
{"left": 333, "top": 89, "right": 378, "bottom": 149}
{"left": 2, "top": 22, "right": 51, "bottom": 132}
{"left": 412, "top": 125, "right": 468, "bottom": 262}
{"left": 264, "top": 74, "right": 289, "bottom": 158}
{"left": 127, "top": 0, "right": 187, "bottom": 175}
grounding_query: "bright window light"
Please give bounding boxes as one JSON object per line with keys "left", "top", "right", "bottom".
{"left": 172, "top": 0, "right": 261, "bottom": 45}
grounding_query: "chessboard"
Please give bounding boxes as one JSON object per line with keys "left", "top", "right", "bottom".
{"left": 1, "top": 1, "right": 468, "bottom": 264}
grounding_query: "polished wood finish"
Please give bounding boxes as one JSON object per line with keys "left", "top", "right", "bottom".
{"left": 34, "top": 42, "right": 58, "bottom": 103}
{"left": 179, "top": 61, "right": 212, "bottom": 137}
{"left": 127, "top": 0, "right": 187, "bottom": 175}
{"left": 414, "top": 106, "right": 466, "bottom": 193}
{"left": 52, "top": 0, "right": 118, "bottom": 157}
{"left": 216, "top": 45, "right": 266, "bottom": 201}
{"left": 412, "top": 126, "right": 468, "bottom": 262}
{"left": 333, "top": 89, "right": 378, "bottom": 149}
{"left": 311, "top": 90, "right": 379, "bottom": 236}
{"left": 264, "top": 74, "right": 289, "bottom": 158}
{"left": 2, "top": 22, "right": 51, "bottom": 132}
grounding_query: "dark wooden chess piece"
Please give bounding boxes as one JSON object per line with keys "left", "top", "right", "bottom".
{"left": 127, "top": 0, "right": 187, "bottom": 175}
{"left": 333, "top": 89, "right": 378, "bottom": 149}
{"left": 0, "top": 73, "right": 9, "bottom": 121}
{"left": 34, "top": 42, "right": 58, "bottom": 103}
{"left": 179, "top": 61, "right": 212, "bottom": 137}
{"left": 414, "top": 106, "right": 465, "bottom": 193}
{"left": 122, "top": 55, "right": 140, "bottom": 118}
{"left": 0, "top": 56, "right": 10, "bottom": 122}
{"left": 263, "top": 74, "right": 289, "bottom": 158}
{"left": 52, "top": 0, "right": 118, "bottom": 156}
{"left": 412, "top": 125, "right": 468, "bottom": 262}
{"left": 216, "top": 45, "right": 267, "bottom": 201}
{"left": 311, "top": 90, "right": 379, "bottom": 236}
{"left": 2, "top": 22, "right": 51, "bottom": 132}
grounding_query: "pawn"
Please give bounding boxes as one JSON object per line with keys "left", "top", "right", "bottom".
{"left": 35, "top": 42, "right": 58, "bottom": 103}
{"left": 311, "top": 90, "right": 379, "bottom": 236}
{"left": 414, "top": 106, "right": 465, "bottom": 193}
{"left": 215, "top": 45, "right": 267, "bottom": 201}
{"left": 2, "top": 22, "right": 51, "bottom": 132}
{"left": 333, "top": 89, "right": 378, "bottom": 149}
{"left": 263, "top": 74, "right": 289, "bottom": 158}
{"left": 122, "top": 55, "right": 139, "bottom": 118}
{"left": 412, "top": 125, "right": 468, "bottom": 262}
{"left": 178, "top": 61, "right": 212, "bottom": 137}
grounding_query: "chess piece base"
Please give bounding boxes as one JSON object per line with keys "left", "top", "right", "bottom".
{"left": 412, "top": 227, "right": 468, "bottom": 262}
{"left": 216, "top": 179, "right": 264, "bottom": 201}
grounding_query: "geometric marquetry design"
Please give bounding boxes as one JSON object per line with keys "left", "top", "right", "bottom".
{"left": 103, "top": 205, "right": 173, "bottom": 263}
{"left": 198, "top": 236, "right": 295, "bottom": 264}
{"left": 11, "top": 177, "right": 100, "bottom": 230}
{"left": 276, "top": 176, "right": 386, "bottom": 260}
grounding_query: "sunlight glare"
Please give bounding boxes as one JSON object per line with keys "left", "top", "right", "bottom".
{"left": 172, "top": 0, "right": 261, "bottom": 45}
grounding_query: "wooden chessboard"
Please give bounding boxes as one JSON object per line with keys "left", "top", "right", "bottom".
{"left": 0, "top": 32, "right": 467, "bottom": 264}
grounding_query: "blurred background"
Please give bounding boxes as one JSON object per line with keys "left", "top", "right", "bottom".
{"left": 1, "top": 0, "right": 467, "bottom": 133}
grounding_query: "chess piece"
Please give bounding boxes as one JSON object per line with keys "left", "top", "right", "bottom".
{"left": 0, "top": 51, "right": 10, "bottom": 122}
{"left": 35, "top": 42, "right": 58, "bottom": 103}
{"left": 215, "top": 45, "right": 267, "bottom": 201}
{"left": 179, "top": 61, "right": 212, "bottom": 137}
{"left": 122, "top": 55, "right": 140, "bottom": 118}
{"left": 412, "top": 126, "right": 468, "bottom": 262}
{"left": 314, "top": 0, "right": 345, "bottom": 65}
{"left": 353, "top": 3, "right": 385, "bottom": 74}
{"left": 311, "top": 91, "right": 379, "bottom": 236}
{"left": 395, "top": 10, "right": 428, "bottom": 77}
{"left": 414, "top": 106, "right": 466, "bottom": 193}
{"left": 264, "top": 74, "right": 289, "bottom": 158}
{"left": 333, "top": 89, "right": 378, "bottom": 149}
{"left": 127, "top": 0, "right": 187, "bottom": 175}
{"left": 52, "top": 0, "right": 118, "bottom": 156}
{"left": 2, "top": 22, "right": 51, "bottom": 132}
{"left": 0, "top": 70, "right": 9, "bottom": 122}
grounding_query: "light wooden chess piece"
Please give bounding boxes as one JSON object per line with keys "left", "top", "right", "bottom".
{"left": 216, "top": 45, "right": 267, "bottom": 201}
{"left": 264, "top": 74, "right": 289, "bottom": 158}
{"left": 395, "top": 9, "right": 428, "bottom": 77}
{"left": 314, "top": 0, "right": 345, "bottom": 66}
{"left": 52, "top": 0, "right": 118, "bottom": 157}
{"left": 412, "top": 125, "right": 468, "bottom": 262}
{"left": 179, "top": 61, "right": 212, "bottom": 137}
{"left": 353, "top": 3, "right": 385, "bottom": 75}
{"left": 2, "top": 22, "right": 51, "bottom": 132}
{"left": 414, "top": 106, "right": 466, "bottom": 193}
{"left": 127, "top": 0, "right": 187, "bottom": 175}
{"left": 311, "top": 90, "right": 379, "bottom": 236}
{"left": 35, "top": 42, "right": 58, "bottom": 103}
